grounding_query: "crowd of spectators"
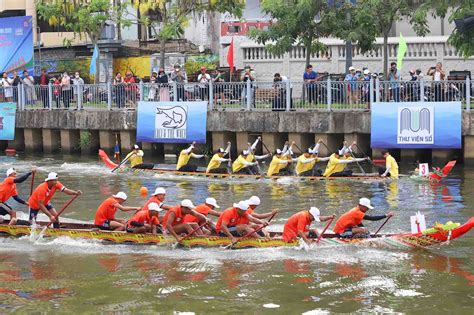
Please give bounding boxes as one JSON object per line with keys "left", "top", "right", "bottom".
{"left": 0, "top": 61, "right": 466, "bottom": 109}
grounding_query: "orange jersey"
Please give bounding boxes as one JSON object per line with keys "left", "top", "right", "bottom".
{"left": 0, "top": 177, "right": 17, "bottom": 203}
{"left": 237, "top": 208, "right": 254, "bottom": 225}
{"left": 163, "top": 206, "right": 185, "bottom": 227}
{"left": 142, "top": 196, "right": 163, "bottom": 211}
{"left": 127, "top": 210, "right": 159, "bottom": 228}
{"left": 183, "top": 204, "right": 211, "bottom": 223}
{"left": 95, "top": 197, "right": 120, "bottom": 226}
{"left": 216, "top": 207, "right": 243, "bottom": 233}
{"left": 283, "top": 211, "right": 312, "bottom": 242}
{"left": 333, "top": 206, "right": 365, "bottom": 234}
{"left": 28, "top": 182, "right": 65, "bottom": 209}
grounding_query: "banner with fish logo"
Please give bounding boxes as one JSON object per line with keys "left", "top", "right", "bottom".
{"left": 371, "top": 102, "right": 461, "bottom": 149}
{"left": 136, "top": 101, "right": 207, "bottom": 143}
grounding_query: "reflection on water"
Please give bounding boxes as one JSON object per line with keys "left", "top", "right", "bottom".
{"left": 0, "top": 154, "right": 472, "bottom": 313}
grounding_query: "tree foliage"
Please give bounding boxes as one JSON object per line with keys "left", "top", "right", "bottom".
{"left": 131, "top": 0, "right": 245, "bottom": 68}
{"left": 36, "top": 0, "right": 129, "bottom": 44}
{"left": 249, "top": 0, "right": 342, "bottom": 66}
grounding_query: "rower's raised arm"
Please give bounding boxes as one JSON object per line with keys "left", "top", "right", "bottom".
{"left": 224, "top": 142, "right": 231, "bottom": 155}
{"left": 250, "top": 138, "right": 260, "bottom": 151}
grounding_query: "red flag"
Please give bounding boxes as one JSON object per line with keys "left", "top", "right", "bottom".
{"left": 227, "top": 38, "right": 234, "bottom": 72}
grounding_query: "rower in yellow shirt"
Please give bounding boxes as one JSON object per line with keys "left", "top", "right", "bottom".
{"left": 206, "top": 142, "right": 231, "bottom": 174}
{"left": 323, "top": 142, "right": 367, "bottom": 177}
{"left": 176, "top": 141, "right": 205, "bottom": 172}
{"left": 245, "top": 137, "right": 271, "bottom": 175}
{"left": 267, "top": 149, "right": 291, "bottom": 176}
{"left": 124, "top": 144, "right": 154, "bottom": 169}
{"left": 294, "top": 141, "right": 330, "bottom": 176}
{"left": 379, "top": 150, "right": 399, "bottom": 179}
{"left": 232, "top": 150, "right": 259, "bottom": 174}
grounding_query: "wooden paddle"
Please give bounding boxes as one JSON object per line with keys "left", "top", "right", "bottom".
{"left": 30, "top": 170, "right": 35, "bottom": 196}
{"left": 315, "top": 217, "right": 334, "bottom": 244}
{"left": 43, "top": 194, "right": 79, "bottom": 230}
{"left": 226, "top": 212, "right": 277, "bottom": 249}
{"left": 111, "top": 153, "right": 133, "bottom": 172}
{"left": 180, "top": 221, "right": 208, "bottom": 242}
{"left": 354, "top": 143, "right": 378, "bottom": 169}
{"left": 373, "top": 216, "right": 392, "bottom": 236}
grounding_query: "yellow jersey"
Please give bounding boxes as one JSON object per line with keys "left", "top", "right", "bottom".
{"left": 232, "top": 155, "right": 248, "bottom": 173}
{"left": 267, "top": 156, "right": 288, "bottom": 176}
{"left": 245, "top": 153, "right": 255, "bottom": 162}
{"left": 386, "top": 155, "right": 399, "bottom": 179}
{"left": 176, "top": 151, "right": 192, "bottom": 170}
{"left": 323, "top": 154, "right": 340, "bottom": 177}
{"left": 206, "top": 154, "right": 225, "bottom": 173}
{"left": 333, "top": 156, "right": 352, "bottom": 173}
{"left": 125, "top": 150, "right": 143, "bottom": 168}
{"left": 295, "top": 155, "right": 317, "bottom": 175}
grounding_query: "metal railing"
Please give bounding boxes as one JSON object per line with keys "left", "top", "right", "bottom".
{"left": 1, "top": 78, "right": 471, "bottom": 111}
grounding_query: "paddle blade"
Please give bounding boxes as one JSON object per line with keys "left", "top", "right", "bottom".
{"left": 442, "top": 160, "right": 456, "bottom": 176}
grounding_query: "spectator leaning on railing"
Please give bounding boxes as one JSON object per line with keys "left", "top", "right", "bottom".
{"left": 12, "top": 71, "right": 21, "bottom": 103}
{"left": 303, "top": 64, "right": 320, "bottom": 105}
{"left": 72, "top": 72, "right": 84, "bottom": 109}
{"left": 170, "top": 64, "right": 187, "bottom": 101}
{"left": 157, "top": 68, "right": 170, "bottom": 101}
{"left": 211, "top": 69, "right": 225, "bottom": 108}
{"left": 240, "top": 65, "right": 256, "bottom": 107}
{"left": 114, "top": 72, "right": 125, "bottom": 108}
{"left": 345, "top": 66, "right": 359, "bottom": 106}
{"left": 388, "top": 62, "right": 401, "bottom": 102}
{"left": 61, "top": 72, "right": 72, "bottom": 109}
{"left": 39, "top": 69, "right": 49, "bottom": 108}
{"left": 22, "top": 70, "right": 35, "bottom": 105}
{"left": 1, "top": 72, "right": 13, "bottom": 102}
{"left": 197, "top": 66, "right": 211, "bottom": 101}
{"left": 428, "top": 62, "right": 446, "bottom": 102}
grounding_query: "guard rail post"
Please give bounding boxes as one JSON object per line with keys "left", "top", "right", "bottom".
{"left": 107, "top": 82, "right": 112, "bottom": 110}
{"left": 139, "top": 81, "right": 144, "bottom": 102}
{"left": 466, "top": 77, "right": 471, "bottom": 112}
{"left": 246, "top": 79, "right": 251, "bottom": 111}
{"left": 285, "top": 80, "right": 291, "bottom": 112}
{"left": 420, "top": 79, "right": 425, "bottom": 102}
{"left": 375, "top": 79, "right": 380, "bottom": 103}
{"left": 327, "top": 78, "right": 332, "bottom": 111}
{"left": 209, "top": 80, "right": 214, "bottom": 110}
{"left": 48, "top": 83, "right": 53, "bottom": 110}
{"left": 172, "top": 81, "right": 178, "bottom": 102}
{"left": 77, "top": 84, "right": 83, "bottom": 110}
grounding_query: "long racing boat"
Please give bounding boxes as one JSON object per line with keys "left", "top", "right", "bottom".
{"left": 99, "top": 150, "right": 387, "bottom": 182}
{"left": 1, "top": 217, "right": 472, "bottom": 249}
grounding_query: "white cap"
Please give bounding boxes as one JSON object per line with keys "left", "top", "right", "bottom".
{"left": 113, "top": 191, "right": 128, "bottom": 200}
{"left": 337, "top": 150, "right": 344, "bottom": 155}
{"left": 363, "top": 69, "right": 370, "bottom": 75}
{"left": 243, "top": 150, "right": 250, "bottom": 155}
{"left": 148, "top": 202, "right": 164, "bottom": 212}
{"left": 233, "top": 200, "right": 249, "bottom": 211}
{"left": 133, "top": 144, "right": 140, "bottom": 150}
{"left": 349, "top": 66, "right": 355, "bottom": 71}
{"left": 6, "top": 168, "right": 16, "bottom": 176}
{"left": 45, "top": 172, "right": 59, "bottom": 182}
{"left": 219, "top": 148, "right": 225, "bottom": 153}
{"left": 205, "top": 197, "right": 220, "bottom": 208}
{"left": 181, "top": 199, "right": 195, "bottom": 209}
{"left": 152, "top": 187, "right": 166, "bottom": 196}
{"left": 309, "top": 207, "right": 321, "bottom": 222}
{"left": 247, "top": 196, "right": 261, "bottom": 206}
{"left": 359, "top": 197, "right": 374, "bottom": 209}
{"left": 356, "top": 68, "right": 361, "bottom": 72}
{"left": 276, "top": 149, "right": 282, "bottom": 154}
{"left": 307, "top": 148, "right": 314, "bottom": 154}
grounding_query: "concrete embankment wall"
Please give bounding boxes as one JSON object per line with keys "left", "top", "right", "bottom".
{"left": 5, "top": 110, "right": 474, "bottom": 163}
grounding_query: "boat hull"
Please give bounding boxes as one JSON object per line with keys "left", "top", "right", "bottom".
{"left": 0, "top": 217, "right": 471, "bottom": 249}
{"left": 98, "top": 150, "right": 387, "bottom": 182}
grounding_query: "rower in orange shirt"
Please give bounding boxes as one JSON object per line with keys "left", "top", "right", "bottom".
{"left": 239, "top": 196, "right": 278, "bottom": 237}
{"left": 163, "top": 199, "right": 210, "bottom": 241}
{"left": 142, "top": 187, "right": 171, "bottom": 223}
{"left": 126, "top": 202, "right": 164, "bottom": 234}
{"left": 0, "top": 167, "right": 35, "bottom": 225}
{"left": 182, "top": 197, "right": 221, "bottom": 234}
{"left": 28, "top": 172, "right": 82, "bottom": 228}
{"left": 216, "top": 200, "right": 268, "bottom": 243}
{"left": 333, "top": 197, "right": 393, "bottom": 238}
{"left": 94, "top": 192, "right": 141, "bottom": 231}
{"left": 283, "top": 207, "right": 335, "bottom": 245}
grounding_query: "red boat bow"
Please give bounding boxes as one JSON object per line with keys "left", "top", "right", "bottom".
{"left": 99, "top": 149, "right": 119, "bottom": 170}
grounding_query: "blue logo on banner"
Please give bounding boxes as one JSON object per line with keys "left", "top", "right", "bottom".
{"left": 371, "top": 102, "right": 461, "bottom": 149}
{"left": 0, "top": 103, "right": 17, "bottom": 140}
{"left": 137, "top": 101, "right": 207, "bottom": 143}
{"left": 0, "top": 16, "right": 34, "bottom": 75}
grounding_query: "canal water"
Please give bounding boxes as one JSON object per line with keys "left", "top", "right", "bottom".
{"left": 0, "top": 154, "right": 472, "bottom": 313}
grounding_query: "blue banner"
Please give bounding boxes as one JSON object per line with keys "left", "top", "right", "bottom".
{"left": 0, "top": 16, "right": 34, "bottom": 75}
{"left": 0, "top": 103, "right": 16, "bottom": 140}
{"left": 136, "top": 101, "right": 207, "bottom": 143}
{"left": 371, "top": 102, "right": 461, "bottom": 149}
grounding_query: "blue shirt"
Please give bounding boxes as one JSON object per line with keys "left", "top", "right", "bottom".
{"left": 303, "top": 71, "right": 318, "bottom": 82}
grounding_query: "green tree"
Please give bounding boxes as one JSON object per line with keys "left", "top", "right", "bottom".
{"left": 249, "top": 0, "right": 336, "bottom": 67}
{"left": 36, "top": 0, "right": 129, "bottom": 82}
{"left": 131, "top": 0, "right": 245, "bottom": 69}
{"left": 353, "top": 0, "right": 430, "bottom": 78}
